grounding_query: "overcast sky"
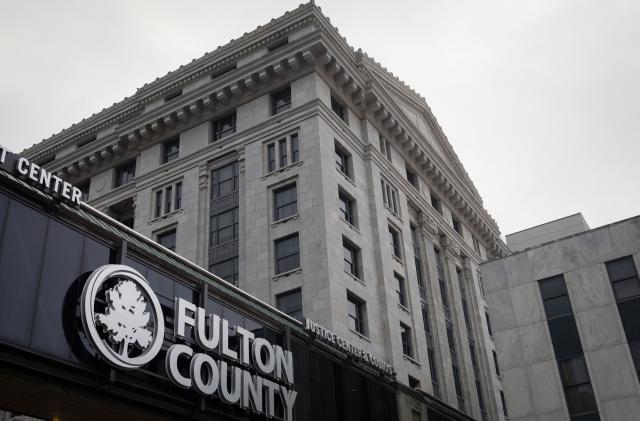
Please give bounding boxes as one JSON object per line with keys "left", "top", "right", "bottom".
{"left": 1, "top": 0, "right": 638, "bottom": 237}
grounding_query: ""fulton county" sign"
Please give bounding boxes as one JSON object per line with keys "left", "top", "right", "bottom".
{"left": 80, "top": 265, "right": 297, "bottom": 420}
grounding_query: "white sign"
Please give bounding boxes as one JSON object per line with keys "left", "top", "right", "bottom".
{"left": 305, "top": 318, "right": 394, "bottom": 376}
{"left": 80, "top": 264, "right": 297, "bottom": 421}
{"left": 0, "top": 145, "right": 6, "bottom": 165}
{"left": 16, "top": 156, "right": 83, "bottom": 205}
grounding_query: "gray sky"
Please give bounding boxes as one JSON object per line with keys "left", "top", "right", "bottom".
{"left": 1, "top": 0, "right": 638, "bottom": 237}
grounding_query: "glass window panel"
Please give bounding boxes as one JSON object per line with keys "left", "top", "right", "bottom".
{"left": 0, "top": 193, "right": 9, "bottom": 240}
{"left": 606, "top": 257, "right": 637, "bottom": 282}
{"left": 548, "top": 316, "right": 583, "bottom": 358}
{"left": 613, "top": 277, "right": 640, "bottom": 300}
{"left": 559, "top": 356, "right": 590, "bottom": 387}
{"left": 565, "top": 383, "right": 598, "bottom": 415}
{"left": 0, "top": 199, "right": 48, "bottom": 347}
{"left": 544, "top": 295, "right": 573, "bottom": 318}
{"left": 540, "top": 275, "right": 568, "bottom": 300}
{"left": 570, "top": 414, "right": 601, "bottom": 421}
{"left": 290, "top": 134, "right": 299, "bottom": 162}
{"left": 30, "top": 220, "right": 85, "bottom": 361}
{"left": 618, "top": 298, "right": 640, "bottom": 342}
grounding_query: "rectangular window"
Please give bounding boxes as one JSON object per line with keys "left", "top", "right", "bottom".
{"left": 381, "top": 178, "right": 400, "bottom": 216}
{"left": 334, "top": 141, "right": 352, "bottom": 179}
{"left": 452, "top": 216, "right": 462, "bottom": 236}
{"left": 472, "top": 235, "right": 481, "bottom": 255}
{"left": 406, "top": 166, "right": 418, "bottom": 188}
{"left": 275, "top": 234, "right": 300, "bottom": 274}
{"left": 210, "top": 208, "right": 239, "bottom": 246}
{"left": 485, "top": 311, "right": 493, "bottom": 337}
{"left": 279, "top": 138, "right": 288, "bottom": 167}
{"left": 153, "top": 181, "right": 182, "bottom": 218}
{"left": 331, "top": 95, "right": 347, "bottom": 122}
{"left": 212, "top": 112, "right": 237, "bottom": 141}
{"left": 379, "top": 135, "right": 392, "bottom": 161}
{"left": 338, "top": 189, "right": 355, "bottom": 225}
{"left": 343, "top": 238, "right": 361, "bottom": 279}
{"left": 400, "top": 323, "right": 413, "bottom": 357}
{"left": 435, "top": 248, "right": 451, "bottom": 319}
{"left": 267, "top": 144, "right": 276, "bottom": 172}
{"left": 606, "top": 256, "right": 640, "bottom": 381}
{"left": 389, "top": 225, "right": 402, "bottom": 259}
{"left": 290, "top": 133, "right": 299, "bottom": 163}
{"left": 154, "top": 190, "right": 162, "bottom": 218}
{"left": 271, "top": 86, "right": 291, "bottom": 115}
{"left": 395, "top": 272, "right": 407, "bottom": 307}
{"left": 210, "top": 257, "right": 239, "bottom": 286}
{"left": 411, "top": 410, "right": 421, "bottom": 421}
{"left": 211, "top": 162, "right": 238, "bottom": 199}
{"left": 164, "top": 185, "right": 173, "bottom": 214}
{"left": 175, "top": 182, "right": 182, "bottom": 210}
{"left": 114, "top": 160, "right": 136, "bottom": 187}
{"left": 266, "top": 132, "right": 299, "bottom": 173}
{"left": 493, "top": 350, "right": 501, "bottom": 377}
{"left": 539, "top": 275, "right": 600, "bottom": 421}
{"left": 274, "top": 183, "right": 297, "bottom": 221}
{"left": 347, "top": 292, "right": 366, "bottom": 335}
{"left": 430, "top": 195, "right": 442, "bottom": 215}
{"left": 157, "top": 229, "right": 177, "bottom": 252}
{"left": 500, "top": 391, "right": 508, "bottom": 418}
{"left": 411, "top": 224, "right": 427, "bottom": 300}
{"left": 163, "top": 137, "right": 180, "bottom": 163}
{"left": 276, "top": 289, "right": 303, "bottom": 321}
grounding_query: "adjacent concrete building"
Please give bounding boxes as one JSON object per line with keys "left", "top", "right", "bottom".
{"left": 482, "top": 215, "right": 640, "bottom": 421}
{"left": 22, "top": 3, "right": 509, "bottom": 420}
{"left": 506, "top": 213, "right": 590, "bottom": 253}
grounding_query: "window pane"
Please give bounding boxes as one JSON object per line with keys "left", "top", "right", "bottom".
{"left": 606, "top": 257, "right": 637, "bottom": 282}
{"left": 540, "top": 275, "right": 568, "bottom": 300}
{"left": 548, "top": 316, "right": 583, "bottom": 358}
{"left": 544, "top": 295, "right": 573, "bottom": 318}
{"left": 618, "top": 298, "right": 640, "bottom": 342}
{"left": 613, "top": 277, "right": 640, "bottom": 300}
{"left": 565, "top": 383, "right": 598, "bottom": 414}
{"left": 559, "top": 356, "right": 590, "bottom": 387}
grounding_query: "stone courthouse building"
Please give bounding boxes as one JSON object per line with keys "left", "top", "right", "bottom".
{"left": 22, "top": 2, "right": 509, "bottom": 420}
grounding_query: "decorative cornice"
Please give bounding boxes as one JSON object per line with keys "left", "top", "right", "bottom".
{"left": 22, "top": 1, "right": 320, "bottom": 160}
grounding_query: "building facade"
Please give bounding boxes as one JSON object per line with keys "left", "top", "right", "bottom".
{"left": 482, "top": 215, "right": 640, "bottom": 421}
{"left": 22, "top": 3, "right": 509, "bottom": 420}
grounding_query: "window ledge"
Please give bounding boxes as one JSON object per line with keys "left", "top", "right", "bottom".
{"left": 397, "top": 303, "right": 411, "bottom": 314}
{"left": 383, "top": 204, "right": 403, "bottom": 222}
{"left": 272, "top": 214, "right": 299, "bottom": 227}
{"left": 403, "top": 355, "right": 421, "bottom": 367}
{"left": 392, "top": 255, "right": 405, "bottom": 265}
{"left": 349, "top": 329, "right": 371, "bottom": 343}
{"left": 337, "top": 169, "right": 356, "bottom": 186}
{"left": 149, "top": 208, "right": 184, "bottom": 224}
{"left": 273, "top": 267, "right": 302, "bottom": 281}
{"left": 344, "top": 271, "right": 365, "bottom": 286}
{"left": 340, "top": 218, "right": 360, "bottom": 234}
{"left": 261, "top": 160, "right": 303, "bottom": 180}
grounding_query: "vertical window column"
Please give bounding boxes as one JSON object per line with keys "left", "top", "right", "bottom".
{"left": 606, "top": 257, "right": 640, "bottom": 381}
{"left": 539, "top": 275, "right": 600, "bottom": 421}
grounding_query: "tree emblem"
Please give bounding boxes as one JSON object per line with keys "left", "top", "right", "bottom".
{"left": 96, "top": 280, "right": 154, "bottom": 358}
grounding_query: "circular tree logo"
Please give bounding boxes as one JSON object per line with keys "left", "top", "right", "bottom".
{"left": 80, "top": 265, "right": 165, "bottom": 369}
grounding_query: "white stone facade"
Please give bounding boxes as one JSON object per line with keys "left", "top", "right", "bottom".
{"left": 482, "top": 216, "right": 640, "bottom": 421}
{"left": 23, "top": 3, "right": 508, "bottom": 420}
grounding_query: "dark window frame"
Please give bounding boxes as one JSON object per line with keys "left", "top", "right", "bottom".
{"left": 271, "top": 86, "right": 292, "bottom": 115}
{"left": 114, "top": 159, "right": 136, "bottom": 188}
{"left": 212, "top": 112, "right": 237, "bottom": 141}
{"left": 274, "top": 233, "right": 300, "bottom": 275}
{"left": 273, "top": 183, "right": 298, "bottom": 221}
{"left": 347, "top": 291, "right": 367, "bottom": 335}
{"left": 276, "top": 288, "right": 303, "bottom": 321}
